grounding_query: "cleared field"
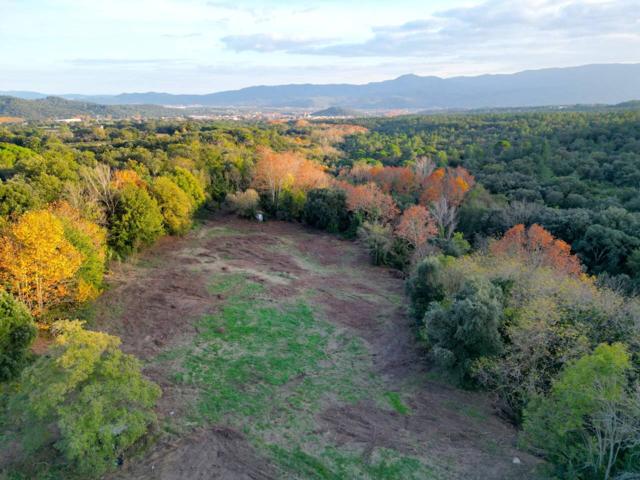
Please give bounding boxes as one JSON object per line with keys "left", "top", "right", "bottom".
{"left": 89, "top": 216, "right": 540, "bottom": 480}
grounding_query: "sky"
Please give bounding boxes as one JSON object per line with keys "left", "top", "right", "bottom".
{"left": 1, "top": 0, "right": 639, "bottom": 94}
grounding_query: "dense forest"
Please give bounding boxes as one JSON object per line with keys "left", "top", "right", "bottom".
{"left": 340, "top": 112, "right": 640, "bottom": 285}
{"left": 1, "top": 111, "right": 639, "bottom": 479}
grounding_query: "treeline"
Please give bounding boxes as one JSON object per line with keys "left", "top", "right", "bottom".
{"left": 338, "top": 111, "right": 640, "bottom": 287}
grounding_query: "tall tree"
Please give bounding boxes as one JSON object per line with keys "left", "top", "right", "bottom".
{"left": 0, "top": 210, "right": 83, "bottom": 315}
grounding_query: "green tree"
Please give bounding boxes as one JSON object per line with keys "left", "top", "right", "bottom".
{"left": 302, "top": 188, "right": 352, "bottom": 234}
{"left": 423, "top": 278, "right": 504, "bottom": 380}
{"left": 152, "top": 176, "right": 193, "bottom": 235}
{"left": 523, "top": 343, "right": 640, "bottom": 480}
{"left": 108, "top": 185, "right": 164, "bottom": 255}
{"left": 405, "top": 255, "right": 449, "bottom": 323}
{"left": 0, "top": 291, "right": 36, "bottom": 381}
{"left": 169, "top": 166, "right": 206, "bottom": 208}
{"left": 5, "top": 320, "right": 161, "bottom": 475}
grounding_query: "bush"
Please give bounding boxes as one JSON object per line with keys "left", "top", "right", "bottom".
{"left": 423, "top": 278, "right": 504, "bottom": 381}
{"left": 152, "top": 176, "right": 193, "bottom": 234}
{"left": 303, "top": 188, "right": 351, "bottom": 234}
{"left": 522, "top": 343, "right": 640, "bottom": 480}
{"left": 108, "top": 185, "right": 164, "bottom": 256}
{"left": 226, "top": 189, "right": 260, "bottom": 218}
{"left": 5, "top": 320, "right": 161, "bottom": 475}
{"left": 0, "top": 291, "right": 36, "bottom": 381}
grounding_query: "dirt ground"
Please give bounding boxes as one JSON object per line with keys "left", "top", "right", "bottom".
{"left": 92, "top": 215, "right": 542, "bottom": 480}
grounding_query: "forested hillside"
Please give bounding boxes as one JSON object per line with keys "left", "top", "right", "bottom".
{"left": 1, "top": 112, "right": 639, "bottom": 479}
{"left": 0, "top": 96, "right": 181, "bottom": 120}
{"left": 340, "top": 112, "right": 640, "bottom": 285}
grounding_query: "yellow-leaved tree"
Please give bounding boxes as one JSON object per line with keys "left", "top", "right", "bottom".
{"left": 0, "top": 210, "right": 84, "bottom": 316}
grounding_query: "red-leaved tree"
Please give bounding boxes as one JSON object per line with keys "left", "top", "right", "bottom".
{"left": 491, "top": 223, "right": 582, "bottom": 276}
{"left": 340, "top": 181, "right": 399, "bottom": 224}
{"left": 395, "top": 205, "right": 438, "bottom": 248}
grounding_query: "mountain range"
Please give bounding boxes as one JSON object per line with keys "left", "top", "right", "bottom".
{"left": 2, "top": 64, "right": 640, "bottom": 114}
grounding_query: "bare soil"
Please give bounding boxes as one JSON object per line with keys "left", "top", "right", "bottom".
{"left": 92, "top": 215, "right": 541, "bottom": 480}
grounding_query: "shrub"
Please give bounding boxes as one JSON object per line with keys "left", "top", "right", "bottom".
{"left": 522, "top": 343, "right": 640, "bottom": 480}
{"left": 0, "top": 291, "right": 36, "bottom": 381}
{"left": 151, "top": 176, "right": 193, "bottom": 234}
{"left": 303, "top": 188, "right": 351, "bottom": 234}
{"left": 5, "top": 320, "right": 161, "bottom": 475}
{"left": 423, "top": 278, "right": 504, "bottom": 381}
{"left": 108, "top": 185, "right": 164, "bottom": 256}
{"left": 226, "top": 189, "right": 260, "bottom": 218}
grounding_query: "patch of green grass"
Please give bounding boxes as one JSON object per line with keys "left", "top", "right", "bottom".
{"left": 206, "top": 272, "right": 257, "bottom": 295}
{"left": 165, "top": 274, "right": 375, "bottom": 431}
{"left": 158, "top": 272, "right": 442, "bottom": 479}
{"left": 181, "top": 300, "right": 330, "bottom": 422}
{"left": 270, "top": 445, "right": 441, "bottom": 480}
{"left": 384, "top": 391, "right": 411, "bottom": 415}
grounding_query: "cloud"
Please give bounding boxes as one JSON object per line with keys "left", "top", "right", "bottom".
{"left": 221, "top": 33, "right": 333, "bottom": 53}
{"left": 234, "top": 0, "right": 640, "bottom": 58}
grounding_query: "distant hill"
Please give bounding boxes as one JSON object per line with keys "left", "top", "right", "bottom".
{"left": 0, "top": 96, "right": 180, "bottom": 120}
{"left": 4, "top": 63, "right": 640, "bottom": 110}
{"left": 310, "top": 107, "right": 361, "bottom": 117}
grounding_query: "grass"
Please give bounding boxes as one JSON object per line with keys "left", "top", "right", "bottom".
{"left": 270, "top": 446, "right": 441, "bottom": 480}
{"left": 384, "top": 391, "right": 412, "bottom": 415}
{"left": 157, "top": 272, "right": 437, "bottom": 479}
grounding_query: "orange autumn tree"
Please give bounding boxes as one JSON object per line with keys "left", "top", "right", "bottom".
{"left": 252, "top": 148, "right": 298, "bottom": 207}
{"left": 340, "top": 181, "right": 399, "bottom": 224}
{"left": 420, "top": 166, "right": 475, "bottom": 206}
{"left": 371, "top": 166, "right": 417, "bottom": 196}
{"left": 345, "top": 164, "right": 417, "bottom": 196}
{"left": 0, "top": 210, "right": 84, "bottom": 315}
{"left": 395, "top": 205, "right": 438, "bottom": 248}
{"left": 491, "top": 223, "right": 582, "bottom": 276}
{"left": 294, "top": 158, "right": 330, "bottom": 191}
{"left": 252, "top": 147, "right": 328, "bottom": 209}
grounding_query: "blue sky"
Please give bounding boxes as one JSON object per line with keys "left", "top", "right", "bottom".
{"left": 1, "top": 0, "right": 639, "bottom": 94}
